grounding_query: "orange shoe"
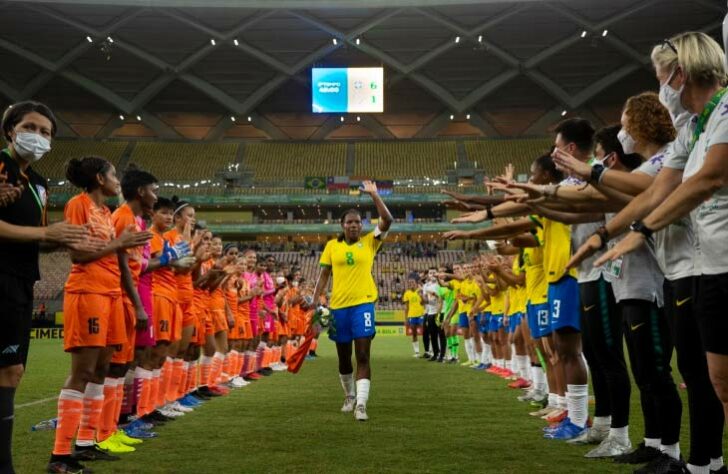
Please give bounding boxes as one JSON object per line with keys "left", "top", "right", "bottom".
{"left": 545, "top": 409, "right": 568, "bottom": 424}
{"left": 499, "top": 369, "right": 515, "bottom": 379}
{"left": 209, "top": 385, "right": 229, "bottom": 396}
{"left": 508, "top": 378, "right": 532, "bottom": 389}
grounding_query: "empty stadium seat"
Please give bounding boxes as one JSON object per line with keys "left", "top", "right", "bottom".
{"left": 354, "top": 141, "right": 456, "bottom": 179}
{"left": 244, "top": 143, "right": 347, "bottom": 181}
{"left": 464, "top": 138, "right": 553, "bottom": 178}
{"left": 129, "top": 142, "right": 238, "bottom": 181}
{"left": 33, "top": 140, "right": 128, "bottom": 180}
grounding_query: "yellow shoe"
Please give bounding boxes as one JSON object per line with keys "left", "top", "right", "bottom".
{"left": 111, "top": 430, "right": 143, "bottom": 446}
{"left": 97, "top": 437, "right": 136, "bottom": 454}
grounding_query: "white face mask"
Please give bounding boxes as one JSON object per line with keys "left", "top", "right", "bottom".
{"left": 291, "top": 281, "right": 299, "bottom": 288}
{"left": 276, "top": 276, "right": 286, "bottom": 285}
{"left": 13, "top": 132, "right": 51, "bottom": 162}
{"left": 617, "top": 129, "right": 637, "bottom": 155}
{"left": 658, "top": 68, "right": 688, "bottom": 125}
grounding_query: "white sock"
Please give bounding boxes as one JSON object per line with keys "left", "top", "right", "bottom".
{"left": 645, "top": 438, "right": 661, "bottom": 449}
{"left": 661, "top": 442, "right": 680, "bottom": 461}
{"left": 339, "top": 373, "right": 355, "bottom": 397}
{"left": 593, "top": 416, "right": 611, "bottom": 430}
{"left": 496, "top": 358, "right": 504, "bottom": 368}
{"left": 412, "top": 341, "right": 419, "bottom": 355}
{"left": 566, "top": 384, "right": 588, "bottom": 428}
{"left": 687, "top": 464, "right": 710, "bottom": 474}
{"left": 557, "top": 394, "right": 567, "bottom": 410}
{"left": 484, "top": 344, "right": 492, "bottom": 364}
{"left": 480, "top": 348, "right": 488, "bottom": 364}
{"left": 710, "top": 458, "right": 724, "bottom": 471}
{"left": 532, "top": 367, "right": 546, "bottom": 393}
{"left": 464, "top": 338, "right": 473, "bottom": 362}
{"left": 610, "top": 426, "right": 629, "bottom": 445}
{"left": 548, "top": 393, "right": 558, "bottom": 408}
{"left": 518, "top": 356, "right": 529, "bottom": 379}
{"left": 356, "top": 379, "right": 370, "bottom": 407}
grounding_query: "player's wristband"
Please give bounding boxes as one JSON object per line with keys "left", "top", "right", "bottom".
{"left": 590, "top": 164, "right": 606, "bottom": 184}
{"left": 629, "top": 220, "right": 654, "bottom": 240}
{"left": 486, "top": 207, "right": 494, "bottom": 220}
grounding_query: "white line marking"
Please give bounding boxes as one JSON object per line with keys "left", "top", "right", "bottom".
{"left": 16, "top": 396, "right": 57, "bottom": 409}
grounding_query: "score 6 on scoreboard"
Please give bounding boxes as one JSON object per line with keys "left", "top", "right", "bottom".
{"left": 311, "top": 67, "right": 384, "bottom": 113}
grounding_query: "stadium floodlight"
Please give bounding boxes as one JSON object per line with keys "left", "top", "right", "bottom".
{"left": 356, "top": 116, "right": 361, "bottom": 122}
{"left": 332, "top": 38, "right": 338, "bottom": 45}
{"left": 230, "top": 116, "right": 236, "bottom": 122}
{"left": 86, "top": 36, "right": 93, "bottom": 43}
{"left": 478, "top": 35, "right": 483, "bottom": 43}
{"left": 580, "top": 30, "right": 587, "bottom": 38}
{"left": 356, "top": 38, "right": 361, "bottom": 45}
{"left": 119, "top": 114, "right": 125, "bottom": 120}
{"left": 210, "top": 38, "right": 216, "bottom": 46}
{"left": 136, "top": 115, "right": 141, "bottom": 121}
{"left": 107, "top": 36, "right": 113, "bottom": 43}
{"left": 247, "top": 116, "right": 252, "bottom": 122}
{"left": 340, "top": 116, "right": 345, "bottom": 122}
{"left": 454, "top": 36, "right": 460, "bottom": 44}
{"left": 602, "top": 29, "right": 608, "bottom": 37}
{"left": 561, "top": 110, "right": 568, "bottom": 116}
{"left": 233, "top": 39, "right": 239, "bottom": 46}
{"left": 466, "top": 114, "right": 471, "bottom": 120}
{"left": 449, "top": 114, "right": 454, "bottom": 120}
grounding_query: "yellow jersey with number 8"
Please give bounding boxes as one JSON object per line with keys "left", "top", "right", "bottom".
{"left": 320, "top": 231, "right": 382, "bottom": 310}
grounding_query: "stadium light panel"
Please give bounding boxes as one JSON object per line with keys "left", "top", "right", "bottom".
{"left": 340, "top": 116, "right": 345, "bottom": 122}
{"left": 233, "top": 39, "right": 239, "bottom": 46}
{"left": 86, "top": 36, "right": 93, "bottom": 43}
{"left": 210, "top": 38, "right": 216, "bottom": 46}
{"left": 454, "top": 36, "right": 460, "bottom": 44}
{"left": 230, "top": 116, "right": 236, "bottom": 122}
{"left": 580, "top": 31, "right": 587, "bottom": 38}
{"left": 561, "top": 110, "right": 568, "bottom": 116}
{"left": 356, "top": 38, "right": 360, "bottom": 45}
{"left": 602, "top": 29, "right": 609, "bottom": 37}
{"left": 466, "top": 114, "right": 471, "bottom": 120}
{"left": 332, "top": 38, "right": 338, "bottom": 45}
{"left": 247, "top": 116, "right": 252, "bottom": 122}
{"left": 356, "top": 116, "right": 361, "bottom": 122}
{"left": 449, "top": 114, "right": 454, "bottom": 120}
{"left": 136, "top": 115, "right": 141, "bottom": 121}
{"left": 107, "top": 36, "right": 113, "bottom": 43}
{"left": 478, "top": 35, "right": 483, "bottom": 43}
{"left": 119, "top": 114, "right": 125, "bottom": 120}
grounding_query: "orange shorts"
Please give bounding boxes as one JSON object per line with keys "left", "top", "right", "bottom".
{"left": 153, "top": 294, "right": 178, "bottom": 343}
{"left": 212, "top": 309, "right": 228, "bottom": 334}
{"left": 112, "top": 299, "right": 137, "bottom": 364}
{"left": 63, "top": 292, "right": 125, "bottom": 351}
{"left": 179, "top": 300, "right": 196, "bottom": 328}
{"left": 241, "top": 318, "right": 253, "bottom": 340}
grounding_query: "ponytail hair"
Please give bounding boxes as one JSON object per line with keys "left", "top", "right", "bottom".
{"left": 65, "top": 156, "right": 111, "bottom": 192}
{"left": 171, "top": 195, "right": 191, "bottom": 218}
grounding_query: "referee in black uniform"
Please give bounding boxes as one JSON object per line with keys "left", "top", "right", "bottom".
{"left": 0, "top": 101, "right": 90, "bottom": 474}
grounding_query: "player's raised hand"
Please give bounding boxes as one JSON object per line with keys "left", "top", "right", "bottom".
{"left": 594, "top": 231, "right": 646, "bottom": 267}
{"left": 442, "top": 230, "right": 469, "bottom": 241}
{"left": 451, "top": 211, "right": 487, "bottom": 224}
{"left": 567, "top": 234, "right": 602, "bottom": 270}
{"left": 360, "top": 180, "right": 378, "bottom": 195}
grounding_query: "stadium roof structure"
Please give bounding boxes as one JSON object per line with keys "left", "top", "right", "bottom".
{"left": 0, "top": 0, "right": 722, "bottom": 140}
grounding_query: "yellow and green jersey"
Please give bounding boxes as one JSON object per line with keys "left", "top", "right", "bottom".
{"left": 402, "top": 289, "right": 425, "bottom": 318}
{"left": 542, "top": 217, "right": 577, "bottom": 284}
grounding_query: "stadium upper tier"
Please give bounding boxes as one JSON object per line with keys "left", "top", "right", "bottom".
{"left": 464, "top": 138, "right": 553, "bottom": 177}
{"left": 34, "top": 138, "right": 551, "bottom": 186}
{"left": 33, "top": 141, "right": 128, "bottom": 180}
{"left": 354, "top": 141, "right": 457, "bottom": 179}
{"left": 128, "top": 142, "right": 238, "bottom": 181}
{"left": 244, "top": 143, "right": 347, "bottom": 179}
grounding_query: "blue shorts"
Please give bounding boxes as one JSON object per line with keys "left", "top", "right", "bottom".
{"left": 458, "top": 313, "right": 469, "bottom": 329}
{"left": 479, "top": 312, "right": 491, "bottom": 333}
{"left": 527, "top": 302, "right": 550, "bottom": 338}
{"left": 508, "top": 313, "right": 523, "bottom": 333}
{"left": 329, "top": 303, "right": 376, "bottom": 343}
{"left": 548, "top": 276, "right": 581, "bottom": 332}
{"left": 489, "top": 313, "right": 504, "bottom": 332}
{"left": 408, "top": 316, "right": 423, "bottom": 326}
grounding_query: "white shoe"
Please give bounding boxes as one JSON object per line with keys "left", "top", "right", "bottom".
{"left": 230, "top": 376, "right": 249, "bottom": 388}
{"left": 341, "top": 396, "right": 356, "bottom": 413}
{"left": 412, "top": 353, "right": 420, "bottom": 358}
{"left": 272, "top": 364, "right": 287, "bottom": 372}
{"left": 583, "top": 436, "right": 632, "bottom": 458}
{"left": 567, "top": 426, "right": 609, "bottom": 445}
{"left": 354, "top": 404, "right": 368, "bottom": 421}
{"left": 159, "top": 407, "right": 184, "bottom": 418}
{"left": 171, "top": 401, "right": 193, "bottom": 413}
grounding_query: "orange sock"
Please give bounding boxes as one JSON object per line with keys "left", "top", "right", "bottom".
{"left": 96, "top": 379, "right": 118, "bottom": 442}
{"left": 235, "top": 352, "right": 244, "bottom": 375}
{"left": 201, "top": 356, "right": 213, "bottom": 386}
{"left": 159, "top": 358, "right": 173, "bottom": 406}
{"left": 113, "top": 378, "right": 124, "bottom": 426}
{"left": 211, "top": 353, "right": 223, "bottom": 385}
{"left": 137, "top": 370, "right": 152, "bottom": 418}
{"left": 222, "top": 354, "right": 232, "bottom": 379}
{"left": 52, "top": 389, "right": 84, "bottom": 456}
{"left": 186, "top": 361, "right": 197, "bottom": 392}
{"left": 76, "top": 382, "right": 105, "bottom": 446}
{"left": 177, "top": 362, "right": 188, "bottom": 398}
{"left": 151, "top": 369, "right": 161, "bottom": 410}
{"left": 167, "top": 359, "right": 184, "bottom": 403}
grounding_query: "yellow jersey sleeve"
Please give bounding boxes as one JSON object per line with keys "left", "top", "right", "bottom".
{"left": 320, "top": 241, "right": 333, "bottom": 267}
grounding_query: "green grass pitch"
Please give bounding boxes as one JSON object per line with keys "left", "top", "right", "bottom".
{"left": 12, "top": 336, "right": 709, "bottom": 473}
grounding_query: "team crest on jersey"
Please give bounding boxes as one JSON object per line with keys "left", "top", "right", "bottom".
{"left": 358, "top": 243, "right": 363, "bottom": 248}
{"left": 36, "top": 185, "right": 47, "bottom": 206}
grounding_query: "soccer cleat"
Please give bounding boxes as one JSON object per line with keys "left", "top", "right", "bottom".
{"left": 209, "top": 385, "right": 230, "bottom": 395}
{"left": 258, "top": 368, "right": 273, "bottom": 376}
{"left": 413, "top": 353, "right": 421, "bottom": 358}
{"left": 123, "top": 425, "right": 158, "bottom": 439}
{"left": 711, "top": 467, "right": 728, "bottom": 474}
{"left": 613, "top": 442, "right": 662, "bottom": 465}
{"left": 170, "top": 401, "right": 194, "bottom": 413}
{"left": 179, "top": 394, "right": 202, "bottom": 407}
{"left": 230, "top": 376, "right": 249, "bottom": 388}
{"left": 158, "top": 407, "right": 184, "bottom": 418}
{"left": 72, "top": 445, "right": 120, "bottom": 462}
{"left": 583, "top": 436, "right": 632, "bottom": 458}
{"left": 110, "top": 430, "right": 143, "bottom": 446}
{"left": 244, "top": 373, "right": 262, "bottom": 381}
{"left": 461, "top": 360, "right": 473, "bottom": 366}
{"left": 145, "top": 410, "right": 173, "bottom": 423}
{"left": 544, "top": 409, "right": 568, "bottom": 423}
{"left": 196, "top": 386, "right": 222, "bottom": 398}
{"left": 428, "top": 355, "right": 439, "bottom": 362}
{"left": 123, "top": 419, "right": 154, "bottom": 432}
{"left": 530, "top": 406, "right": 556, "bottom": 417}
{"left": 271, "top": 364, "right": 287, "bottom": 372}
{"left": 354, "top": 404, "right": 369, "bottom": 422}
{"left": 567, "top": 426, "right": 610, "bottom": 446}
{"left": 543, "top": 419, "right": 586, "bottom": 440}
{"left": 481, "top": 363, "right": 492, "bottom": 370}
{"left": 305, "top": 355, "right": 316, "bottom": 361}
{"left": 486, "top": 366, "right": 500, "bottom": 375}
{"left": 47, "top": 455, "right": 93, "bottom": 473}
{"left": 341, "top": 396, "right": 356, "bottom": 413}
{"left": 633, "top": 453, "right": 688, "bottom": 474}
{"left": 508, "top": 378, "right": 532, "bottom": 389}
{"left": 96, "top": 437, "right": 135, "bottom": 454}
{"left": 472, "top": 363, "right": 486, "bottom": 370}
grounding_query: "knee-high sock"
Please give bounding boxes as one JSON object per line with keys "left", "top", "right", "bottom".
{"left": 166, "top": 358, "right": 184, "bottom": 402}
{"left": 159, "top": 357, "right": 173, "bottom": 406}
{"left": 0, "top": 387, "right": 14, "bottom": 472}
{"left": 52, "top": 389, "right": 84, "bottom": 456}
{"left": 96, "top": 378, "right": 118, "bottom": 443}
{"left": 76, "top": 382, "right": 104, "bottom": 447}
{"left": 200, "top": 356, "right": 213, "bottom": 387}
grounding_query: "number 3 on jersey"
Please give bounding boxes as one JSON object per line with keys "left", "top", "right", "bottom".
{"left": 345, "top": 251, "right": 355, "bottom": 266}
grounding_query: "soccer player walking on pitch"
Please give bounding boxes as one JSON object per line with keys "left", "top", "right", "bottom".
{"left": 309, "top": 180, "right": 392, "bottom": 422}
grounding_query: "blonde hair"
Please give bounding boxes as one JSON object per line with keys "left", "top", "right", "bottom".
{"left": 651, "top": 31, "right": 727, "bottom": 87}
